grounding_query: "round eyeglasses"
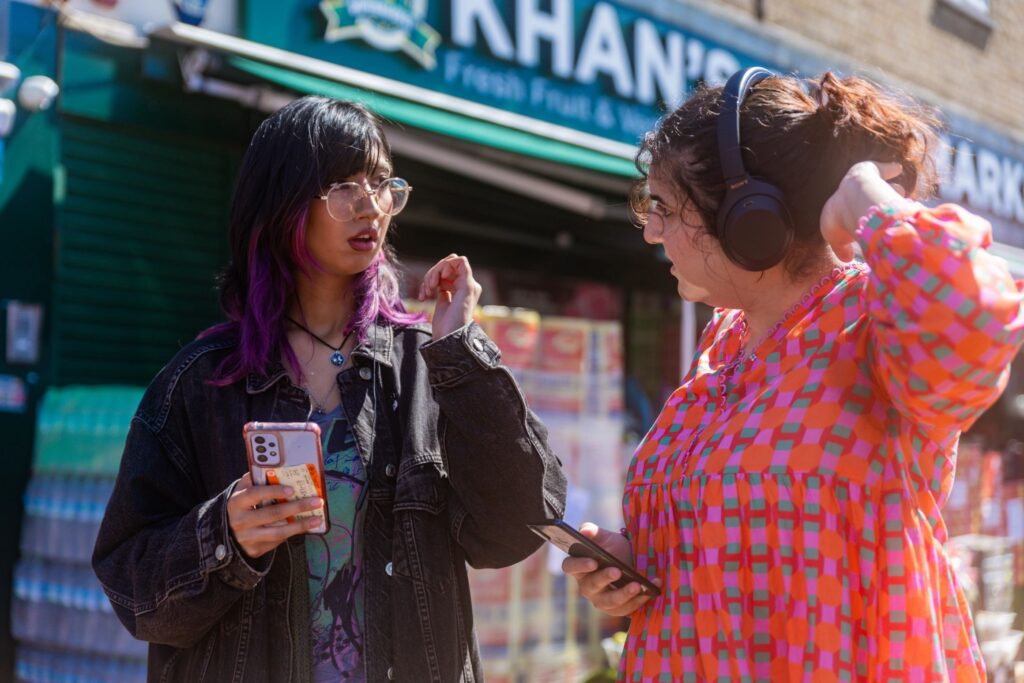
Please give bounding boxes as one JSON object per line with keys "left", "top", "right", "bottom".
{"left": 318, "top": 177, "right": 413, "bottom": 222}
{"left": 637, "top": 198, "right": 674, "bottom": 228}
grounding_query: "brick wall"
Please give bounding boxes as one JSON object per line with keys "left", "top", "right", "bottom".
{"left": 697, "top": 0, "right": 1024, "bottom": 136}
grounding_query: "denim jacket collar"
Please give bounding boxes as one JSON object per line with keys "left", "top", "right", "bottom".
{"left": 244, "top": 320, "right": 396, "bottom": 394}
{"left": 348, "top": 319, "right": 395, "bottom": 368}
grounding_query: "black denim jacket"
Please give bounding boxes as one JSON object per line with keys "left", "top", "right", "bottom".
{"left": 92, "top": 320, "right": 567, "bottom": 683}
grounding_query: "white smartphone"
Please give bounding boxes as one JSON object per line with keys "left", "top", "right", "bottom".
{"left": 243, "top": 421, "right": 329, "bottom": 534}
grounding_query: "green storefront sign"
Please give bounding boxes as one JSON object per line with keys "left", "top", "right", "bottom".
{"left": 244, "top": 0, "right": 756, "bottom": 147}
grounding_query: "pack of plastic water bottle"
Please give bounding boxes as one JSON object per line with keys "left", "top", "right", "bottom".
{"left": 33, "top": 386, "right": 143, "bottom": 477}
{"left": 15, "top": 644, "right": 146, "bottom": 683}
{"left": 12, "top": 557, "right": 146, "bottom": 659}
{"left": 21, "top": 475, "right": 113, "bottom": 563}
{"left": 13, "top": 386, "right": 148, "bottom": 682}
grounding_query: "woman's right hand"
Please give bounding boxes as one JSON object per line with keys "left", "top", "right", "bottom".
{"left": 819, "top": 160, "right": 905, "bottom": 261}
{"left": 561, "top": 522, "right": 657, "bottom": 617}
{"left": 227, "top": 473, "right": 324, "bottom": 559}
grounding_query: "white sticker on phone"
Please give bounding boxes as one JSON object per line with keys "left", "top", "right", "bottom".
{"left": 266, "top": 464, "right": 324, "bottom": 520}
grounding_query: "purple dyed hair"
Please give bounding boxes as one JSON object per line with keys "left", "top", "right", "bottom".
{"left": 201, "top": 96, "right": 423, "bottom": 385}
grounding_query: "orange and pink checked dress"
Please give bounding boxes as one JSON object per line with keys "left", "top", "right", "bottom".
{"left": 622, "top": 203, "right": 1024, "bottom": 682}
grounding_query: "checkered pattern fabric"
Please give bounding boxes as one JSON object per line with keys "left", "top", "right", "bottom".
{"left": 622, "top": 204, "right": 1024, "bottom": 682}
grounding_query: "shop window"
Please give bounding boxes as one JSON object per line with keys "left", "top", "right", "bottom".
{"left": 932, "top": 0, "right": 994, "bottom": 49}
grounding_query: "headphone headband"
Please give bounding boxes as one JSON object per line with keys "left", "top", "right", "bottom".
{"left": 717, "top": 67, "right": 774, "bottom": 185}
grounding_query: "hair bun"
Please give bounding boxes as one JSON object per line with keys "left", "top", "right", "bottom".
{"left": 809, "top": 74, "right": 843, "bottom": 133}
{"left": 807, "top": 71, "right": 942, "bottom": 197}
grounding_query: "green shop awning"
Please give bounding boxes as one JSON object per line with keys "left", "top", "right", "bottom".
{"left": 229, "top": 56, "right": 637, "bottom": 179}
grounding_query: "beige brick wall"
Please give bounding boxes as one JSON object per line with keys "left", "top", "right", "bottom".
{"left": 695, "top": 0, "right": 1024, "bottom": 137}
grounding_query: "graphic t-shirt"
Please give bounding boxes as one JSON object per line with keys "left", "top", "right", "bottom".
{"left": 307, "top": 405, "right": 366, "bottom": 682}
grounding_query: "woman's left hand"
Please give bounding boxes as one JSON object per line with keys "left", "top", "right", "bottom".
{"left": 418, "top": 253, "right": 483, "bottom": 339}
{"left": 820, "top": 161, "right": 906, "bottom": 261}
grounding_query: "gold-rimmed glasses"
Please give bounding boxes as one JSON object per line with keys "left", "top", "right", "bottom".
{"left": 318, "top": 177, "right": 412, "bottom": 221}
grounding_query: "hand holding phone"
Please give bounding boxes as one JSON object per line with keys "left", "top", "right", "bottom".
{"left": 243, "top": 421, "right": 329, "bottom": 534}
{"left": 530, "top": 519, "right": 660, "bottom": 596}
{"left": 227, "top": 473, "right": 325, "bottom": 559}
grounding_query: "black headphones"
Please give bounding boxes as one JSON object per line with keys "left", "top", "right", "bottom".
{"left": 715, "top": 67, "right": 794, "bottom": 271}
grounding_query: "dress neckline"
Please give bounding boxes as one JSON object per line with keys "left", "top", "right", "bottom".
{"left": 716, "top": 263, "right": 865, "bottom": 369}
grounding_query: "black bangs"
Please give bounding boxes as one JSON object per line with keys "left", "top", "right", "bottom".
{"left": 315, "top": 99, "right": 393, "bottom": 187}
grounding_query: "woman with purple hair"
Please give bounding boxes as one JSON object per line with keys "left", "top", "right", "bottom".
{"left": 93, "top": 96, "right": 566, "bottom": 683}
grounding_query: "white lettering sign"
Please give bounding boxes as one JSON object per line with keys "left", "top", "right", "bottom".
{"left": 634, "top": 19, "right": 684, "bottom": 107}
{"left": 940, "top": 139, "right": 1024, "bottom": 225}
{"left": 451, "top": 0, "right": 739, "bottom": 109}
{"left": 516, "top": 0, "right": 574, "bottom": 79}
{"left": 574, "top": 3, "right": 635, "bottom": 98}
{"left": 453, "top": 0, "right": 515, "bottom": 60}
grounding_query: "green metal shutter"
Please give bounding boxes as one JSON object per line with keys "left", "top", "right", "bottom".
{"left": 52, "top": 117, "right": 235, "bottom": 385}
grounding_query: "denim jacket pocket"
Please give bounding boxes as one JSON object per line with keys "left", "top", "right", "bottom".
{"left": 391, "top": 463, "right": 453, "bottom": 592}
{"left": 393, "top": 458, "right": 446, "bottom": 513}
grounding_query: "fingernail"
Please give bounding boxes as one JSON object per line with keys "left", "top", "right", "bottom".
{"left": 283, "top": 487, "right": 294, "bottom": 496}
{"left": 309, "top": 498, "right": 323, "bottom": 509}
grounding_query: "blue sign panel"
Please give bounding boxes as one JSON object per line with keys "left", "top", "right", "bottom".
{"left": 244, "top": 0, "right": 757, "bottom": 146}
{"left": 173, "top": 0, "right": 212, "bottom": 26}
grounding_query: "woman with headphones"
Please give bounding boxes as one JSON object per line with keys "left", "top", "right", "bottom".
{"left": 563, "top": 69, "right": 1024, "bottom": 681}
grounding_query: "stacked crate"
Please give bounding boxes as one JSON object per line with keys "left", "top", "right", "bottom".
{"left": 471, "top": 307, "right": 627, "bottom": 682}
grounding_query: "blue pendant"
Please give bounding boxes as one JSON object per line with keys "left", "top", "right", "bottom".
{"left": 330, "top": 351, "right": 345, "bottom": 366}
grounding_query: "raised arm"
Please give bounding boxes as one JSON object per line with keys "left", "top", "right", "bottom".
{"left": 417, "top": 254, "right": 567, "bottom": 567}
{"left": 821, "top": 161, "right": 1024, "bottom": 428}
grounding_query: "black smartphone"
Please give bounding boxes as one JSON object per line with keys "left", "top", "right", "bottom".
{"left": 527, "top": 519, "right": 661, "bottom": 596}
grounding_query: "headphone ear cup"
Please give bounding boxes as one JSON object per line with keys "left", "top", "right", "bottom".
{"left": 716, "top": 180, "right": 794, "bottom": 271}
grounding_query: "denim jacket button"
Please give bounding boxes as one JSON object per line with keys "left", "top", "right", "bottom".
{"left": 359, "top": 367, "right": 372, "bottom": 381}
{"left": 471, "top": 337, "right": 484, "bottom": 352}
{"left": 385, "top": 464, "right": 396, "bottom": 478}
{"left": 214, "top": 544, "right": 227, "bottom": 562}
{"left": 387, "top": 666, "right": 395, "bottom": 680}
{"left": 385, "top": 561, "right": 393, "bottom": 576}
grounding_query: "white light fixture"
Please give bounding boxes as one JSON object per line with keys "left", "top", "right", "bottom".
{"left": 1012, "top": 394, "right": 1024, "bottom": 419}
{"left": 0, "top": 99, "right": 15, "bottom": 138}
{"left": 18, "top": 76, "right": 60, "bottom": 112}
{"left": 0, "top": 63, "right": 21, "bottom": 96}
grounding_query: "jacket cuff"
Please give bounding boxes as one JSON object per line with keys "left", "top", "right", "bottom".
{"left": 197, "top": 479, "right": 274, "bottom": 591}
{"left": 420, "top": 322, "right": 502, "bottom": 387}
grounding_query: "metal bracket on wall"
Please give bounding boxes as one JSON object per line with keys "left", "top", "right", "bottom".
{"left": 5, "top": 300, "right": 43, "bottom": 366}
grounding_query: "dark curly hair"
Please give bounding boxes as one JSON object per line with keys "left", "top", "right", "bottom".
{"left": 631, "top": 71, "right": 944, "bottom": 278}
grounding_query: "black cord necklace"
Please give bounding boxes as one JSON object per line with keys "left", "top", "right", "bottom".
{"left": 286, "top": 316, "right": 355, "bottom": 366}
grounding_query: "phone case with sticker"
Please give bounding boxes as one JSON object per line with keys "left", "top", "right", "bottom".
{"left": 243, "top": 421, "right": 329, "bottom": 534}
